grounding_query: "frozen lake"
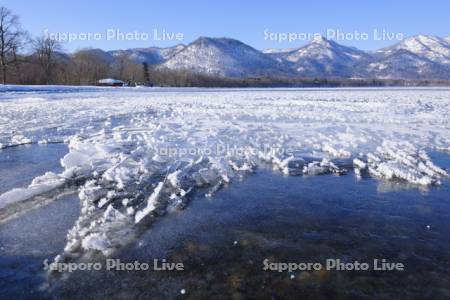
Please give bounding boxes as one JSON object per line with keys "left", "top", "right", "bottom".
{"left": 0, "top": 144, "right": 449, "bottom": 298}
{"left": 0, "top": 86, "right": 450, "bottom": 298}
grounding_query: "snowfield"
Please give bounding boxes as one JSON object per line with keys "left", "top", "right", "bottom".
{"left": 1, "top": 86, "right": 450, "bottom": 263}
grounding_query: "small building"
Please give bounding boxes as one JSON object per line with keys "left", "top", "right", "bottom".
{"left": 98, "top": 78, "right": 125, "bottom": 87}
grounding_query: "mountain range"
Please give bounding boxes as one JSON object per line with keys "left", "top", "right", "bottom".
{"left": 88, "top": 34, "right": 450, "bottom": 80}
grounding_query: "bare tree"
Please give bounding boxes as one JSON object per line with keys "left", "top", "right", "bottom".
{"left": 113, "top": 51, "right": 128, "bottom": 79}
{"left": 71, "top": 49, "right": 111, "bottom": 85}
{"left": 0, "top": 6, "right": 25, "bottom": 84}
{"left": 33, "top": 36, "right": 62, "bottom": 84}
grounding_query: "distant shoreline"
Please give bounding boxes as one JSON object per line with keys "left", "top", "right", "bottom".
{"left": 2, "top": 77, "right": 450, "bottom": 89}
{"left": 2, "top": 83, "right": 450, "bottom": 93}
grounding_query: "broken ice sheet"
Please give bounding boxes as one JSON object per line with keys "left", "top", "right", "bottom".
{"left": 0, "top": 86, "right": 449, "bottom": 266}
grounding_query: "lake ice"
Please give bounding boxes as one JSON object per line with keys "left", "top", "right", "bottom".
{"left": 0, "top": 86, "right": 449, "bottom": 298}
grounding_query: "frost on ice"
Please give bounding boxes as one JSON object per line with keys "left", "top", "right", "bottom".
{"left": 0, "top": 86, "right": 449, "bottom": 261}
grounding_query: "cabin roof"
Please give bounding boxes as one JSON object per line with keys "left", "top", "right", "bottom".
{"left": 98, "top": 78, "right": 124, "bottom": 84}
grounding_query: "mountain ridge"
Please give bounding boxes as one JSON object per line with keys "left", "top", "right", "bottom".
{"left": 158, "top": 37, "right": 290, "bottom": 77}
{"left": 78, "top": 34, "right": 450, "bottom": 80}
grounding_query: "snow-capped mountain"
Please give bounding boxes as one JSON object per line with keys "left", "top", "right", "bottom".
{"left": 377, "top": 35, "right": 450, "bottom": 65}
{"left": 109, "top": 45, "right": 185, "bottom": 65}
{"left": 159, "top": 37, "right": 289, "bottom": 77}
{"left": 368, "top": 35, "right": 450, "bottom": 79}
{"left": 267, "top": 36, "right": 372, "bottom": 77}
{"left": 78, "top": 34, "right": 450, "bottom": 80}
{"left": 367, "top": 49, "right": 450, "bottom": 80}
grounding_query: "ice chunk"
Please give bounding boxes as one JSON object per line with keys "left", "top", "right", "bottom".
{"left": 0, "top": 172, "right": 65, "bottom": 210}
{"left": 135, "top": 182, "right": 164, "bottom": 223}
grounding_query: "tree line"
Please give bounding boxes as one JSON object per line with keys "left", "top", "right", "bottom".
{"left": 1, "top": 6, "right": 450, "bottom": 87}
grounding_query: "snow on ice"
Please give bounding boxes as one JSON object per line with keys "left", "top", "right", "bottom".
{"left": 0, "top": 85, "right": 449, "bottom": 261}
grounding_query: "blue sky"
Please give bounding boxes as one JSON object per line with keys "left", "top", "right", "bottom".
{"left": 2, "top": 0, "right": 449, "bottom": 52}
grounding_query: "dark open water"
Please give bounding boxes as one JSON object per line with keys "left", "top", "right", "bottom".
{"left": 0, "top": 145, "right": 449, "bottom": 299}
